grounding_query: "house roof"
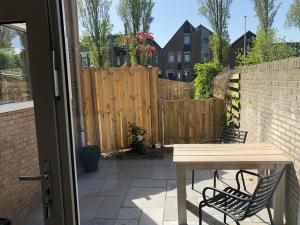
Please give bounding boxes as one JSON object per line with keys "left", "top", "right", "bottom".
{"left": 163, "top": 20, "right": 213, "bottom": 49}
{"left": 196, "top": 24, "right": 213, "bottom": 34}
{"left": 231, "top": 31, "right": 256, "bottom": 47}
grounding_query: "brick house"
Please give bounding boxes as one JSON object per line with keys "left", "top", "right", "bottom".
{"left": 158, "top": 20, "right": 213, "bottom": 82}
{"left": 228, "top": 31, "right": 256, "bottom": 68}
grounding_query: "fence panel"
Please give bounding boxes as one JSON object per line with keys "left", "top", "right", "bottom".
{"left": 160, "top": 98, "right": 225, "bottom": 145}
{"left": 158, "top": 78, "right": 194, "bottom": 100}
{"left": 82, "top": 67, "right": 159, "bottom": 153}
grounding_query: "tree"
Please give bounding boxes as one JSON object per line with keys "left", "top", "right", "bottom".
{"left": 236, "top": 0, "right": 296, "bottom": 67}
{"left": 141, "top": 0, "right": 154, "bottom": 32}
{"left": 286, "top": 0, "right": 300, "bottom": 30}
{"left": 78, "top": 0, "right": 112, "bottom": 67}
{"left": 198, "top": 0, "right": 232, "bottom": 65}
{"left": 236, "top": 30, "right": 296, "bottom": 66}
{"left": 117, "top": 0, "right": 155, "bottom": 34}
{"left": 0, "top": 26, "right": 16, "bottom": 48}
{"left": 252, "top": 0, "right": 281, "bottom": 33}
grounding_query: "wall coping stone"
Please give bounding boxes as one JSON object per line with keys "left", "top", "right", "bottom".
{"left": 0, "top": 101, "right": 33, "bottom": 114}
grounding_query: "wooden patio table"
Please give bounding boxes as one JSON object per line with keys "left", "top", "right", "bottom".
{"left": 173, "top": 143, "right": 292, "bottom": 225}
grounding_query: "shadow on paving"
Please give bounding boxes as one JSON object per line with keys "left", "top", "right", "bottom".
{"left": 22, "top": 153, "right": 269, "bottom": 225}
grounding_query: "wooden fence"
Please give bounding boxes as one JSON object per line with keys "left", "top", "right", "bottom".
{"left": 81, "top": 68, "right": 226, "bottom": 153}
{"left": 158, "top": 78, "right": 194, "bottom": 100}
{"left": 159, "top": 98, "right": 225, "bottom": 145}
{"left": 81, "top": 68, "right": 159, "bottom": 153}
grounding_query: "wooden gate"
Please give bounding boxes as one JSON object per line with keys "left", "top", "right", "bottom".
{"left": 159, "top": 98, "right": 225, "bottom": 145}
{"left": 81, "top": 68, "right": 159, "bottom": 153}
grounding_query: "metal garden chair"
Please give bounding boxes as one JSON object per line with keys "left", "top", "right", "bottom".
{"left": 192, "top": 127, "right": 248, "bottom": 189}
{"left": 199, "top": 166, "right": 286, "bottom": 225}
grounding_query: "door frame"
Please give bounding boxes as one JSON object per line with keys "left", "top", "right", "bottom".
{"left": 0, "top": 0, "right": 79, "bottom": 224}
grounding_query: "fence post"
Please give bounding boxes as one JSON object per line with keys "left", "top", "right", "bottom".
{"left": 149, "top": 68, "right": 159, "bottom": 145}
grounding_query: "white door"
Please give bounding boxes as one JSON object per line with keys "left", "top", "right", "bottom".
{"left": 0, "top": 0, "right": 79, "bottom": 225}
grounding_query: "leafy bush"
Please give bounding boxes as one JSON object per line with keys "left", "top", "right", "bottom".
{"left": 128, "top": 123, "right": 147, "bottom": 153}
{"left": 236, "top": 30, "right": 296, "bottom": 66}
{"left": 193, "top": 62, "right": 223, "bottom": 99}
{"left": 209, "top": 33, "right": 230, "bottom": 65}
{"left": 0, "top": 48, "right": 21, "bottom": 70}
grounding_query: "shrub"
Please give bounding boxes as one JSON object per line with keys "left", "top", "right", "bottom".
{"left": 236, "top": 30, "right": 297, "bottom": 66}
{"left": 128, "top": 123, "right": 147, "bottom": 153}
{"left": 193, "top": 62, "right": 223, "bottom": 99}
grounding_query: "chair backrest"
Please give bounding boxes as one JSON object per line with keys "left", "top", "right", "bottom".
{"left": 219, "top": 127, "right": 248, "bottom": 143}
{"left": 244, "top": 166, "right": 286, "bottom": 217}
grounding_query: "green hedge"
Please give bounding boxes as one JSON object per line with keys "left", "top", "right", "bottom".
{"left": 193, "top": 62, "right": 223, "bottom": 99}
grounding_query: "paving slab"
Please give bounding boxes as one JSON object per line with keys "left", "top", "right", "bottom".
{"left": 131, "top": 179, "right": 167, "bottom": 188}
{"left": 123, "top": 187, "right": 166, "bottom": 208}
{"left": 95, "top": 196, "right": 124, "bottom": 219}
{"left": 139, "top": 208, "right": 164, "bottom": 225}
{"left": 78, "top": 179, "right": 106, "bottom": 197}
{"left": 119, "top": 166, "right": 154, "bottom": 179}
{"left": 117, "top": 207, "right": 142, "bottom": 220}
{"left": 100, "top": 179, "right": 132, "bottom": 196}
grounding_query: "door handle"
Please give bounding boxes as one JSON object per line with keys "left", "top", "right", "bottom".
{"left": 19, "top": 174, "right": 48, "bottom": 181}
{"left": 18, "top": 159, "right": 53, "bottom": 219}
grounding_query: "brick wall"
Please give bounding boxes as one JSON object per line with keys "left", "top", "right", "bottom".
{"left": 0, "top": 107, "right": 41, "bottom": 224}
{"left": 214, "top": 57, "right": 300, "bottom": 225}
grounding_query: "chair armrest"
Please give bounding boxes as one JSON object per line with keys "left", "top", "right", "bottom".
{"left": 202, "top": 187, "right": 250, "bottom": 205}
{"left": 236, "top": 170, "right": 262, "bottom": 191}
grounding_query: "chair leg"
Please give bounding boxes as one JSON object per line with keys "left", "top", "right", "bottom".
{"left": 241, "top": 172, "right": 247, "bottom": 192}
{"left": 192, "top": 170, "right": 195, "bottom": 190}
{"left": 199, "top": 201, "right": 206, "bottom": 225}
{"left": 267, "top": 206, "right": 274, "bottom": 225}
{"left": 224, "top": 214, "right": 227, "bottom": 224}
{"left": 213, "top": 170, "right": 218, "bottom": 196}
{"left": 233, "top": 219, "right": 240, "bottom": 225}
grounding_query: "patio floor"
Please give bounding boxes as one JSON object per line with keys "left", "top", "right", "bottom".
{"left": 24, "top": 153, "right": 272, "bottom": 225}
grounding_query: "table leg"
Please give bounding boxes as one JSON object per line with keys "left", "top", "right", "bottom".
{"left": 176, "top": 165, "right": 187, "bottom": 225}
{"left": 274, "top": 165, "right": 286, "bottom": 225}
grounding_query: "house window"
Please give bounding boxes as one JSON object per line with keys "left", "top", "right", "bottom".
{"left": 116, "top": 55, "right": 121, "bottom": 66}
{"left": 202, "top": 37, "right": 209, "bottom": 44}
{"left": 184, "top": 33, "right": 191, "bottom": 45}
{"left": 184, "top": 70, "right": 192, "bottom": 81}
{"left": 81, "top": 56, "right": 89, "bottom": 67}
{"left": 153, "top": 54, "right": 158, "bottom": 64}
{"left": 168, "top": 52, "right": 175, "bottom": 63}
{"left": 167, "top": 70, "right": 174, "bottom": 80}
{"left": 184, "top": 52, "right": 191, "bottom": 63}
{"left": 177, "top": 52, "right": 182, "bottom": 63}
{"left": 201, "top": 51, "right": 210, "bottom": 62}
{"left": 177, "top": 71, "right": 181, "bottom": 80}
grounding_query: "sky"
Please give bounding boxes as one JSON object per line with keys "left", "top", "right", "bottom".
{"left": 106, "top": 0, "right": 300, "bottom": 48}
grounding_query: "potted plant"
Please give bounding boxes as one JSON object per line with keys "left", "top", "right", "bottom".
{"left": 128, "top": 123, "right": 147, "bottom": 154}
{"left": 0, "top": 218, "right": 11, "bottom": 225}
{"left": 79, "top": 145, "right": 100, "bottom": 173}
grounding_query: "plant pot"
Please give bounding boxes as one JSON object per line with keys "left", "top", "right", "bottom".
{"left": 79, "top": 145, "right": 100, "bottom": 173}
{"left": 0, "top": 218, "right": 11, "bottom": 225}
{"left": 132, "top": 142, "right": 145, "bottom": 153}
